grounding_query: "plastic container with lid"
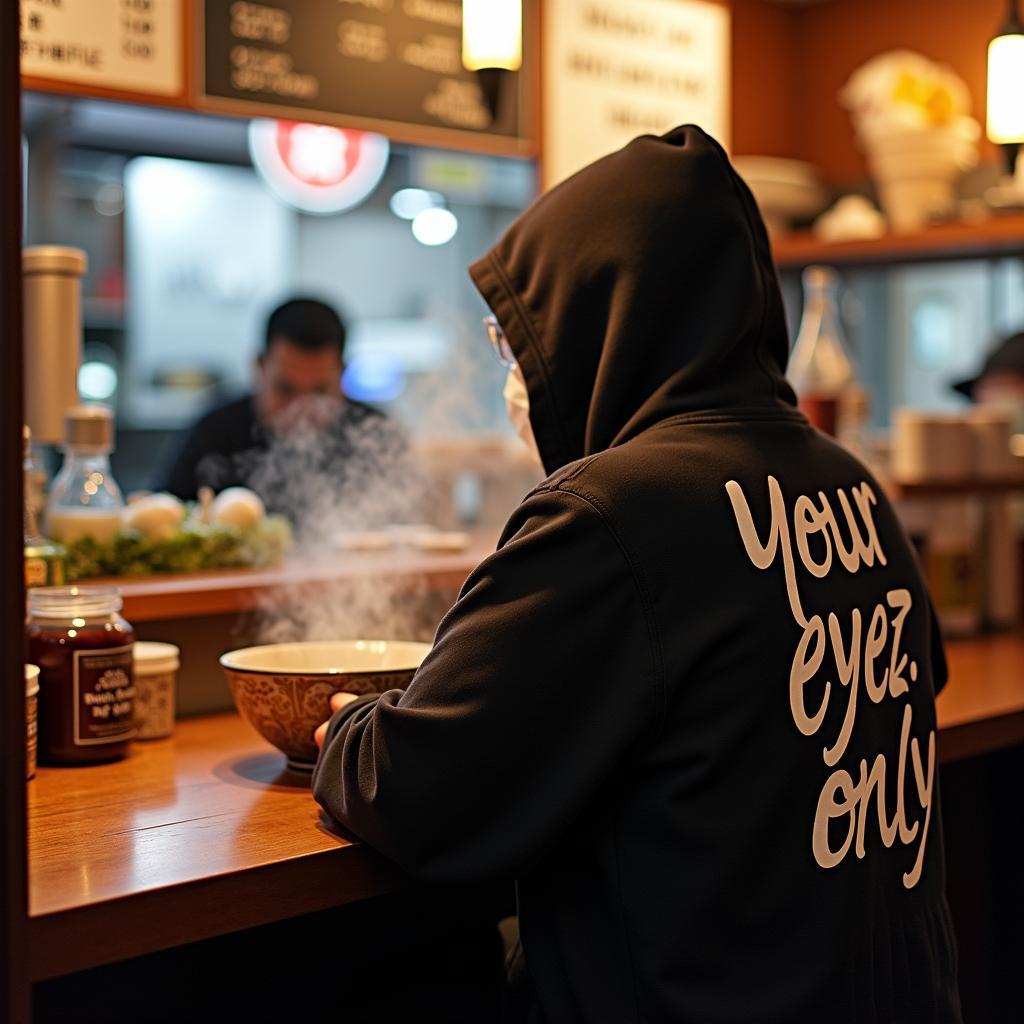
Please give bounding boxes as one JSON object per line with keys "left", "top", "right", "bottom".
{"left": 26, "top": 585, "right": 135, "bottom": 764}
{"left": 133, "top": 642, "right": 179, "bottom": 740}
{"left": 891, "top": 409, "right": 974, "bottom": 483}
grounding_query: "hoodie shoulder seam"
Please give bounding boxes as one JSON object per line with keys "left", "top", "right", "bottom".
{"left": 552, "top": 482, "right": 666, "bottom": 732}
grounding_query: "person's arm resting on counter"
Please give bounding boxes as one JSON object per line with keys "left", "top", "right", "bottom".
{"left": 312, "top": 483, "right": 661, "bottom": 882}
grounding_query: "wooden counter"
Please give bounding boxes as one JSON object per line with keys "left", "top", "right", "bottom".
{"left": 103, "top": 532, "right": 501, "bottom": 623}
{"left": 27, "top": 635, "right": 1024, "bottom": 983}
{"left": 27, "top": 715, "right": 406, "bottom": 982}
{"left": 937, "top": 635, "right": 1024, "bottom": 763}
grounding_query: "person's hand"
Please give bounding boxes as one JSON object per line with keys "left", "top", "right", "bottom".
{"left": 314, "top": 692, "right": 361, "bottom": 750}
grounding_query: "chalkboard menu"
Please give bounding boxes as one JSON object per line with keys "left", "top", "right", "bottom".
{"left": 198, "top": 0, "right": 533, "bottom": 153}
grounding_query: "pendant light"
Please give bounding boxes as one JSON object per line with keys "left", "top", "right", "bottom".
{"left": 462, "top": 0, "right": 522, "bottom": 121}
{"left": 987, "top": 0, "right": 1024, "bottom": 180}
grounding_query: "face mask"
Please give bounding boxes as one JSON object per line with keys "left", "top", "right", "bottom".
{"left": 503, "top": 365, "right": 542, "bottom": 465}
{"left": 268, "top": 393, "right": 342, "bottom": 438}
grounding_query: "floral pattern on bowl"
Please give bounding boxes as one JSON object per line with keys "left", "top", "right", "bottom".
{"left": 220, "top": 641, "right": 430, "bottom": 771}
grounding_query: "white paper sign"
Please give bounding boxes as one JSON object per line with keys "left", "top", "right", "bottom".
{"left": 542, "top": 0, "right": 730, "bottom": 188}
{"left": 21, "top": 0, "right": 184, "bottom": 97}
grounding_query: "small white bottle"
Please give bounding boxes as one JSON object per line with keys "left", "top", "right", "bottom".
{"left": 46, "top": 405, "right": 124, "bottom": 544}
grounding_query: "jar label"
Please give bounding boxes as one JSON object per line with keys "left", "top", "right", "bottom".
{"left": 24, "top": 556, "right": 64, "bottom": 587}
{"left": 73, "top": 646, "right": 136, "bottom": 745}
{"left": 25, "top": 558, "right": 47, "bottom": 587}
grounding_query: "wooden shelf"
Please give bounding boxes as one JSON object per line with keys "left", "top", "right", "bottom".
{"left": 773, "top": 213, "right": 1024, "bottom": 271}
{"left": 27, "top": 713, "right": 408, "bottom": 982}
{"left": 888, "top": 477, "right": 1024, "bottom": 500}
{"left": 97, "top": 531, "right": 500, "bottom": 622}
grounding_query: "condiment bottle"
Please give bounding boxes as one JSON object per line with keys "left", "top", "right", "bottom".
{"left": 924, "top": 500, "right": 982, "bottom": 638}
{"left": 46, "top": 405, "right": 125, "bottom": 545}
{"left": 789, "top": 265, "right": 855, "bottom": 435}
{"left": 26, "top": 586, "right": 136, "bottom": 764}
{"left": 23, "top": 425, "right": 66, "bottom": 587}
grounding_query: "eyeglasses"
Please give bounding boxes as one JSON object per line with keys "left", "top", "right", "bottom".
{"left": 484, "top": 315, "right": 516, "bottom": 369}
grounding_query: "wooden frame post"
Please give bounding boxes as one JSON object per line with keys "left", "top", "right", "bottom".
{"left": 1, "top": 0, "right": 29, "bottom": 1020}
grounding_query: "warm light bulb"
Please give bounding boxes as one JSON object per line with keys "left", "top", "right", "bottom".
{"left": 987, "top": 32, "right": 1024, "bottom": 143}
{"left": 462, "top": 0, "right": 522, "bottom": 71}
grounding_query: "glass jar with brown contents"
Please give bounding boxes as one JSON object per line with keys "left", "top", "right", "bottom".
{"left": 27, "top": 586, "right": 136, "bottom": 764}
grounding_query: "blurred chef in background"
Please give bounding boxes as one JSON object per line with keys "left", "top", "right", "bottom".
{"left": 161, "top": 296, "right": 415, "bottom": 532}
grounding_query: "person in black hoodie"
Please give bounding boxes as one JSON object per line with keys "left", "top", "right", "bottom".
{"left": 313, "top": 125, "right": 962, "bottom": 1023}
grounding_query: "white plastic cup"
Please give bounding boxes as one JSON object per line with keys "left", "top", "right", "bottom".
{"left": 892, "top": 409, "right": 974, "bottom": 482}
{"left": 967, "top": 409, "right": 1016, "bottom": 480}
{"left": 25, "top": 664, "right": 40, "bottom": 779}
{"left": 862, "top": 124, "right": 975, "bottom": 233}
{"left": 876, "top": 177, "right": 956, "bottom": 233}
{"left": 132, "top": 642, "right": 179, "bottom": 740}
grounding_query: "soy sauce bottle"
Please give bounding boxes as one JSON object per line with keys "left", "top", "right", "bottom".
{"left": 789, "top": 265, "right": 855, "bottom": 436}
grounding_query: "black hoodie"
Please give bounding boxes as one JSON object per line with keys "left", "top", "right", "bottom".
{"left": 313, "top": 126, "right": 961, "bottom": 1023}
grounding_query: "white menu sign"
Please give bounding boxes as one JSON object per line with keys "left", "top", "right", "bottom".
{"left": 21, "top": 0, "right": 184, "bottom": 97}
{"left": 542, "top": 0, "right": 729, "bottom": 188}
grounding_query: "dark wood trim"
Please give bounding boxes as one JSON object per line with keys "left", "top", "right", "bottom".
{"left": 190, "top": 93, "right": 538, "bottom": 159}
{"left": 1, "top": 1, "right": 28, "bottom": 1020}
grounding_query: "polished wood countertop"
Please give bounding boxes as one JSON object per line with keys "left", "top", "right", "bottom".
{"left": 26, "top": 634, "right": 1024, "bottom": 981}
{"left": 937, "top": 634, "right": 1024, "bottom": 762}
{"left": 27, "top": 714, "right": 406, "bottom": 981}
{"left": 99, "top": 531, "right": 500, "bottom": 622}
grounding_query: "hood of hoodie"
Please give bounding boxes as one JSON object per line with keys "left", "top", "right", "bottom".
{"left": 469, "top": 125, "right": 797, "bottom": 476}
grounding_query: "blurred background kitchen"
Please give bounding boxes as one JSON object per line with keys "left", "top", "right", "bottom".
{"left": 22, "top": 94, "right": 543, "bottom": 526}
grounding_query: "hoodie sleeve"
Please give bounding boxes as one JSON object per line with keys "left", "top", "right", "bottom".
{"left": 311, "top": 484, "right": 662, "bottom": 882}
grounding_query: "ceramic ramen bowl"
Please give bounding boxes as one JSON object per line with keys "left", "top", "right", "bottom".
{"left": 220, "top": 640, "right": 430, "bottom": 771}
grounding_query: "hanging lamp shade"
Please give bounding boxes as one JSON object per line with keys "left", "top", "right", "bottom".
{"left": 987, "top": 5, "right": 1024, "bottom": 145}
{"left": 462, "top": 0, "right": 522, "bottom": 72}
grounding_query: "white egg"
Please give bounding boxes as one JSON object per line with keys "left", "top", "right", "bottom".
{"left": 210, "top": 487, "right": 265, "bottom": 529}
{"left": 122, "top": 493, "right": 185, "bottom": 541}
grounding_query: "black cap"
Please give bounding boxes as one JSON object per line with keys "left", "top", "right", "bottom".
{"left": 953, "top": 331, "right": 1024, "bottom": 399}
